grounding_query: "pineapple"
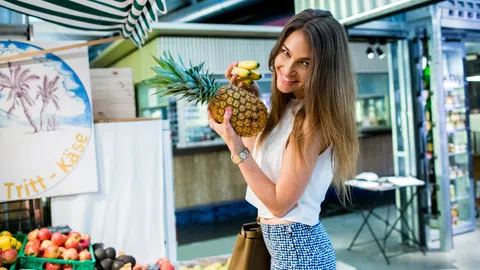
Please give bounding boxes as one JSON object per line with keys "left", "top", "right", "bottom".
{"left": 146, "top": 52, "right": 268, "bottom": 137}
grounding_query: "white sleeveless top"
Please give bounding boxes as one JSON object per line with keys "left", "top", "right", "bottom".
{"left": 245, "top": 99, "right": 334, "bottom": 226}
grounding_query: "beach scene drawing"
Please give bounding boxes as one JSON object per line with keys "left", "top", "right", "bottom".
{"left": 0, "top": 41, "right": 94, "bottom": 201}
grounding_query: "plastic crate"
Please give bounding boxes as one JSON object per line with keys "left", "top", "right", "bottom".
{"left": 18, "top": 241, "right": 96, "bottom": 270}
{"left": 9, "top": 234, "right": 28, "bottom": 270}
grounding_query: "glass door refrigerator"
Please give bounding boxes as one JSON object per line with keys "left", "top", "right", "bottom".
{"left": 410, "top": 28, "right": 477, "bottom": 251}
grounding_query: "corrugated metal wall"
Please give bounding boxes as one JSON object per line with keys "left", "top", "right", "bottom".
{"left": 350, "top": 42, "right": 389, "bottom": 72}
{"left": 294, "top": 0, "right": 399, "bottom": 20}
{"left": 158, "top": 37, "right": 388, "bottom": 74}
{"left": 158, "top": 36, "right": 277, "bottom": 75}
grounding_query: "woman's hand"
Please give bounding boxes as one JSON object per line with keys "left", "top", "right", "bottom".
{"left": 208, "top": 107, "right": 245, "bottom": 155}
{"left": 225, "top": 62, "right": 261, "bottom": 98}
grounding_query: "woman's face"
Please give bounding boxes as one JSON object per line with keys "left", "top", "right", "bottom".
{"left": 274, "top": 30, "right": 311, "bottom": 99}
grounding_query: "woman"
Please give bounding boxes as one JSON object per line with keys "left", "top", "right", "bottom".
{"left": 209, "top": 9, "right": 358, "bottom": 270}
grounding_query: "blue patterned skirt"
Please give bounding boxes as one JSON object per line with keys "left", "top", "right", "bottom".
{"left": 260, "top": 220, "right": 336, "bottom": 270}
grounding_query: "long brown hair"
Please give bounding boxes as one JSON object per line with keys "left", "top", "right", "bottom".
{"left": 257, "top": 9, "right": 358, "bottom": 205}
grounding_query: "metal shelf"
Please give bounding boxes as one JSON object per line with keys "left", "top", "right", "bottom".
{"left": 175, "top": 139, "right": 226, "bottom": 149}
{"left": 448, "top": 151, "right": 469, "bottom": 157}
{"left": 450, "top": 175, "right": 469, "bottom": 181}
{"left": 444, "top": 86, "right": 465, "bottom": 92}
{"left": 447, "top": 127, "right": 468, "bottom": 135}
{"left": 451, "top": 195, "right": 471, "bottom": 203}
{"left": 445, "top": 105, "right": 467, "bottom": 112}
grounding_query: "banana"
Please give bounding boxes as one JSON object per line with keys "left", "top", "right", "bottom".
{"left": 238, "top": 61, "right": 259, "bottom": 70}
{"left": 15, "top": 241, "right": 21, "bottom": 251}
{"left": 248, "top": 70, "right": 262, "bottom": 80}
{"left": 231, "top": 67, "right": 251, "bottom": 78}
{"left": 0, "top": 236, "right": 15, "bottom": 251}
{"left": 0, "top": 231, "right": 12, "bottom": 238}
{"left": 237, "top": 78, "right": 253, "bottom": 87}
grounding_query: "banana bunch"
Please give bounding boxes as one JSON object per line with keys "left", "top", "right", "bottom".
{"left": 0, "top": 231, "right": 22, "bottom": 251}
{"left": 231, "top": 61, "right": 262, "bottom": 87}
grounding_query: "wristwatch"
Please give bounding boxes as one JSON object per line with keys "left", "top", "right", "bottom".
{"left": 231, "top": 148, "right": 250, "bottom": 164}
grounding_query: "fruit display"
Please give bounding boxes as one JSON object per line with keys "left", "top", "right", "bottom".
{"left": 92, "top": 243, "right": 140, "bottom": 270}
{"left": 179, "top": 257, "right": 230, "bottom": 270}
{"left": 146, "top": 52, "right": 268, "bottom": 137}
{"left": 0, "top": 231, "right": 24, "bottom": 269}
{"left": 22, "top": 228, "right": 95, "bottom": 270}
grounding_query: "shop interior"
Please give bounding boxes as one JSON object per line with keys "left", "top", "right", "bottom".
{"left": 0, "top": 0, "right": 479, "bottom": 269}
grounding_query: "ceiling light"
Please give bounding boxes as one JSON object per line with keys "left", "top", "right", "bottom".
{"left": 466, "top": 76, "right": 480, "bottom": 82}
{"left": 366, "top": 47, "right": 374, "bottom": 59}
{"left": 376, "top": 47, "right": 386, "bottom": 59}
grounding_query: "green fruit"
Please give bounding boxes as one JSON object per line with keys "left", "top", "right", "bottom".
{"left": 93, "top": 243, "right": 104, "bottom": 250}
{"left": 105, "top": 248, "right": 116, "bottom": 260}
{"left": 111, "top": 260, "right": 126, "bottom": 270}
{"left": 94, "top": 248, "right": 107, "bottom": 262}
{"left": 116, "top": 255, "right": 136, "bottom": 267}
{"left": 100, "top": 258, "right": 113, "bottom": 270}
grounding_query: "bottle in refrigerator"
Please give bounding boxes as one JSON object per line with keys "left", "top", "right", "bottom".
{"left": 427, "top": 131, "right": 434, "bottom": 159}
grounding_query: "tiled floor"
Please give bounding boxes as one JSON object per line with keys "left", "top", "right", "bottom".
{"left": 178, "top": 205, "right": 480, "bottom": 269}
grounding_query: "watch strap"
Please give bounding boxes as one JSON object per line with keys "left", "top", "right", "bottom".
{"left": 231, "top": 148, "right": 250, "bottom": 164}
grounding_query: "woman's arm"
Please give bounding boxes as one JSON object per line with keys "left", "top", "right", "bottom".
{"left": 231, "top": 134, "right": 321, "bottom": 218}
{"left": 242, "top": 136, "right": 257, "bottom": 153}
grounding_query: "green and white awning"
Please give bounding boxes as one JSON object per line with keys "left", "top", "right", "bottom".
{"left": 0, "top": 0, "right": 167, "bottom": 46}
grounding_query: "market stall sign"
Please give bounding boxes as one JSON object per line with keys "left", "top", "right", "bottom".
{"left": 0, "top": 40, "right": 99, "bottom": 202}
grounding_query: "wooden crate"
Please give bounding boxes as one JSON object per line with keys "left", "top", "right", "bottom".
{"left": 90, "top": 68, "right": 136, "bottom": 121}
{"left": 0, "top": 199, "right": 45, "bottom": 232}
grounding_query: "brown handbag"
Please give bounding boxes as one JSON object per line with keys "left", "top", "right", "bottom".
{"left": 228, "top": 220, "right": 271, "bottom": 270}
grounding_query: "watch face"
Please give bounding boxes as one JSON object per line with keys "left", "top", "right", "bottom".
{"left": 240, "top": 152, "right": 246, "bottom": 159}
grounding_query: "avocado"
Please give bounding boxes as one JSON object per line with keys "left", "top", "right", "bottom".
{"left": 94, "top": 248, "right": 107, "bottom": 262}
{"left": 105, "top": 247, "right": 116, "bottom": 260}
{"left": 116, "top": 255, "right": 136, "bottom": 267}
{"left": 100, "top": 258, "right": 113, "bottom": 270}
{"left": 93, "top": 243, "right": 104, "bottom": 250}
{"left": 111, "top": 260, "right": 126, "bottom": 270}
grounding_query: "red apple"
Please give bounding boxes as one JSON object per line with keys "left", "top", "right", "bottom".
{"left": 67, "top": 232, "right": 81, "bottom": 241}
{"left": 26, "top": 239, "right": 41, "bottom": 249}
{"left": 63, "top": 265, "right": 73, "bottom": 270}
{"left": 24, "top": 244, "right": 40, "bottom": 257}
{"left": 63, "top": 248, "right": 79, "bottom": 261}
{"left": 51, "top": 232, "right": 68, "bottom": 247}
{"left": 64, "top": 238, "right": 79, "bottom": 251}
{"left": 44, "top": 246, "right": 61, "bottom": 259}
{"left": 0, "top": 249, "right": 18, "bottom": 264}
{"left": 40, "top": 240, "right": 55, "bottom": 252}
{"left": 80, "top": 234, "right": 90, "bottom": 242}
{"left": 78, "top": 250, "right": 92, "bottom": 261}
{"left": 28, "top": 229, "right": 39, "bottom": 241}
{"left": 37, "top": 228, "right": 52, "bottom": 241}
{"left": 133, "top": 265, "right": 143, "bottom": 270}
{"left": 160, "top": 263, "right": 174, "bottom": 270}
{"left": 45, "top": 263, "right": 62, "bottom": 270}
{"left": 78, "top": 239, "right": 90, "bottom": 250}
{"left": 155, "top": 258, "right": 169, "bottom": 266}
{"left": 59, "top": 247, "right": 66, "bottom": 256}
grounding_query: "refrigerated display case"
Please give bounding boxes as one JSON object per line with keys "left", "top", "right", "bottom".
{"left": 356, "top": 73, "right": 391, "bottom": 132}
{"left": 136, "top": 82, "right": 169, "bottom": 119}
{"left": 137, "top": 70, "right": 391, "bottom": 148}
{"left": 439, "top": 41, "right": 476, "bottom": 233}
{"left": 409, "top": 28, "right": 477, "bottom": 250}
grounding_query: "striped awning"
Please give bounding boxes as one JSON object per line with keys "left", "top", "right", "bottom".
{"left": 0, "top": 0, "right": 167, "bottom": 46}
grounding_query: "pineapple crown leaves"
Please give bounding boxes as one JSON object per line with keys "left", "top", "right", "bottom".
{"left": 145, "top": 51, "right": 219, "bottom": 105}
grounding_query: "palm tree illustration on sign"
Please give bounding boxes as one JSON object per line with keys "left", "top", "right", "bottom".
{"left": 36, "top": 75, "right": 60, "bottom": 131}
{"left": 0, "top": 65, "right": 40, "bottom": 133}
